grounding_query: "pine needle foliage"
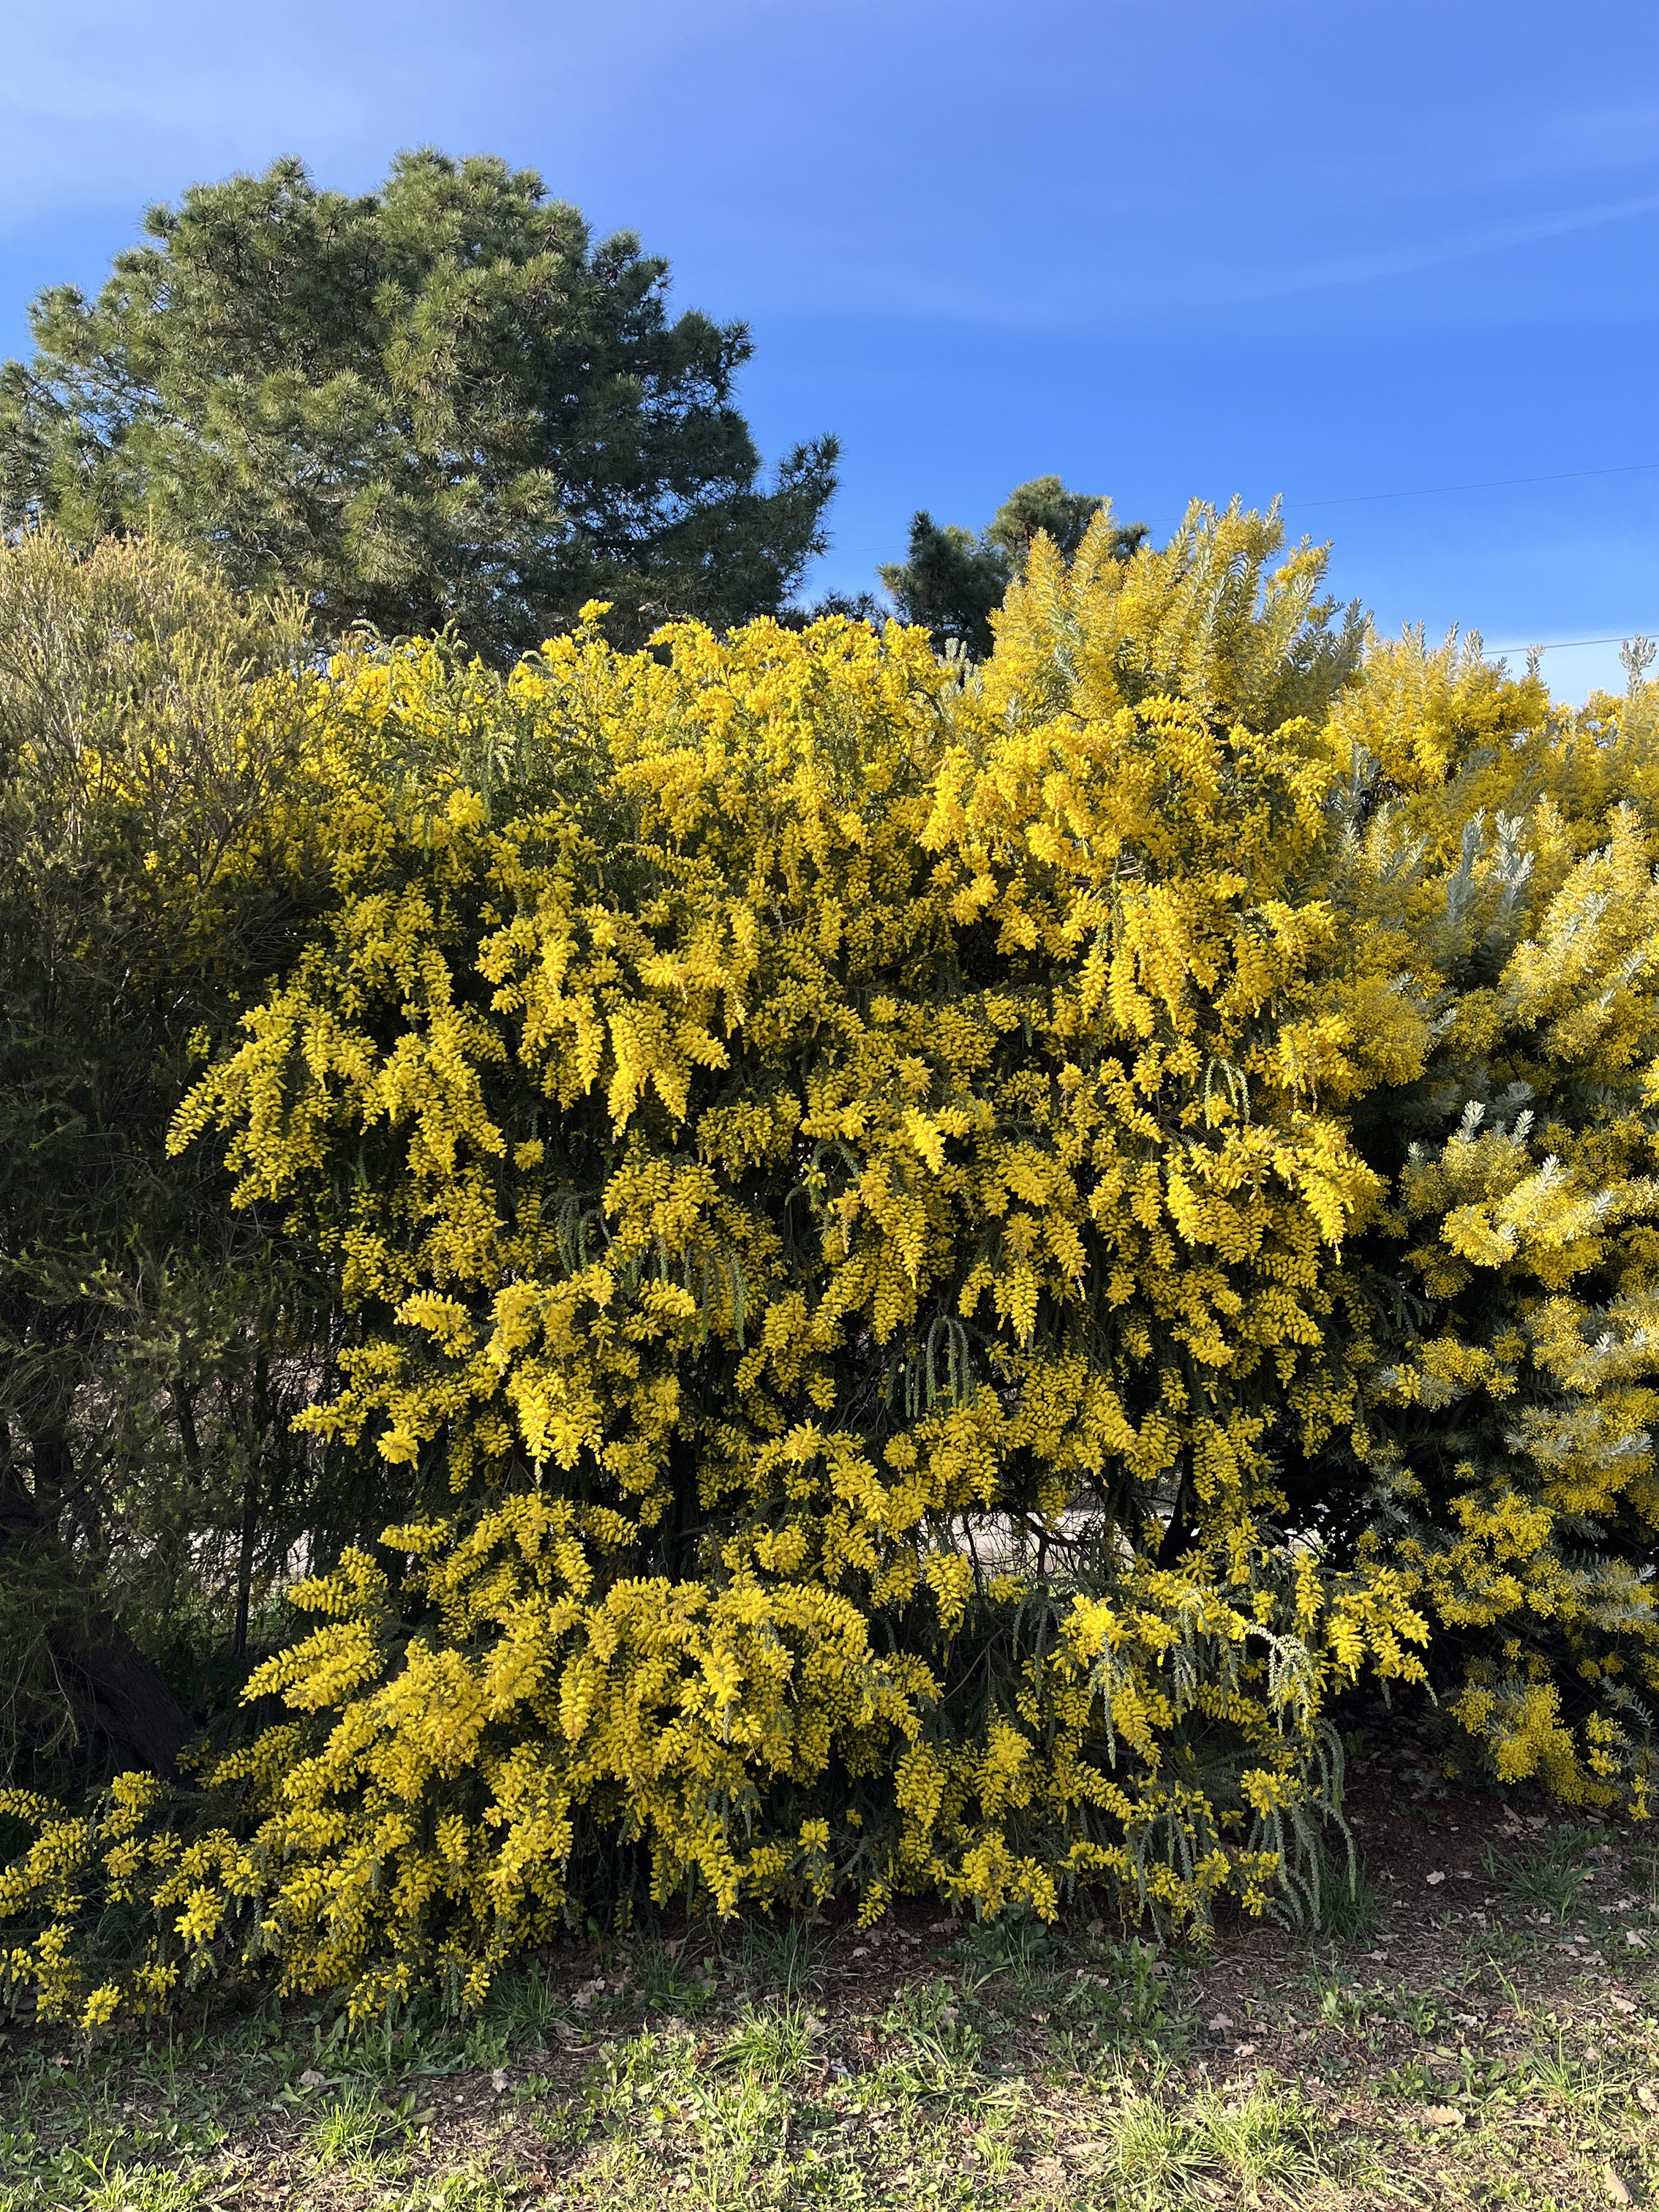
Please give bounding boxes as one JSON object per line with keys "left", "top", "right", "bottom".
{"left": 0, "top": 152, "right": 838, "bottom": 661}
{"left": 879, "top": 475, "right": 1150, "bottom": 658}
{"left": 7, "top": 506, "right": 1659, "bottom": 2028}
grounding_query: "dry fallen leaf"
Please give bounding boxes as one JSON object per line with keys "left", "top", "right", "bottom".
{"left": 298, "top": 2069, "right": 327, "bottom": 2089}
{"left": 1611, "top": 1994, "right": 1639, "bottom": 2015}
{"left": 1426, "top": 1870, "right": 1446, "bottom": 1886}
{"left": 1423, "top": 2105, "right": 1463, "bottom": 2129}
{"left": 491, "top": 2069, "right": 509, "bottom": 2093}
{"left": 1603, "top": 2162, "right": 1632, "bottom": 2205}
{"left": 1637, "top": 2083, "right": 1659, "bottom": 2114}
{"left": 1235, "top": 2042, "right": 1260, "bottom": 2057}
{"left": 1207, "top": 2015, "right": 1235, "bottom": 2033}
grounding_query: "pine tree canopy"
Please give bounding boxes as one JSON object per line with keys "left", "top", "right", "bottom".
{"left": 879, "top": 475, "right": 1148, "bottom": 657}
{"left": 0, "top": 151, "right": 838, "bottom": 661}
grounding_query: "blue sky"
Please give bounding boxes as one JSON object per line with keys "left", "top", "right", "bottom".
{"left": 1, "top": 0, "right": 1656, "bottom": 696}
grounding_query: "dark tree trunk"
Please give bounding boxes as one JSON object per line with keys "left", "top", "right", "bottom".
{"left": 233, "top": 1471, "right": 257, "bottom": 1663}
{"left": 1154, "top": 1466, "right": 1199, "bottom": 1568}
{"left": 230, "top": 1355, "right": 271, "bottom": 1663}
{"left": 173, "top": 1382, "right": 202, "bottom": 1475}
{"left": 59, "top": 1617, "right": 195, "bottom": 1776}
{"left": 4, "top": 1422, "right": 195, "bottom": 1778}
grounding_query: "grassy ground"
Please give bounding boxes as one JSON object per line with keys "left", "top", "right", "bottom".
{"left": 7, "top": 1731, "right": 1659, "bottom": 2208}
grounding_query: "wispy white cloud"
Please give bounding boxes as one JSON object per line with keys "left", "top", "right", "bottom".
{"left": 1290, "top": 99, "right": 1659, "bottom": 213}
{"left": 0, "top": 0, "right": 514, "bottom": 224}
{"left": 1232, "top": 189, "right": 1659, "bottom": 302}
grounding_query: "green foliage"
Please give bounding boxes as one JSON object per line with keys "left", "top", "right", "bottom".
{"left": 0, "top": 530, "right": 365, "bottom": 1783}
{"left": 1487, "top": 1827, "right": 1597, "bottom": 1922}
{"left": 631, "top": 1941, "right": 716, "bottom": 2017}
{"left": 715, "top": 1998, "right": 818, "bottom": 2083}
{"left": 479, "top": 1965, "right": 562, "bottom": 2047}
{"left": 1104, "top": 2080, "right": 1330, "bottom": 2198}
{"left": 878, "top": 473, "right": 1147, "bottom": 655}
{"left": 1317, "top": 1865, "right": 1381, "bottom": 1944}
{"left": 721, "top": 1915, "right": 830, "bottom": 2000}
{"left": 0, "top": 151, "right": 838, "bottom": 661}
{"left": 308, "top": 2079, "right": 404, "bottom": 2165}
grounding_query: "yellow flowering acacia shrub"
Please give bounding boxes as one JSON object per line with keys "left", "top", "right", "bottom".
{"left": 1311, "top": 636, "right": 1659, "bottom": 1807}
{"left": 9, "top": 503, "right": 1659, "bottom": 2025}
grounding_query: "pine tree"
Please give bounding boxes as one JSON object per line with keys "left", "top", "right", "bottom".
{"left": 879, "top": 474, "right": 1147, "bottom": 655}
{"left": 0, "top": 152, "right": 838, "bottom": 660}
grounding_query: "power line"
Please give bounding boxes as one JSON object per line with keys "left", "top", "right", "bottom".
{"left": 1487, "top": 634, "right": 1644, "bottom": 654}
{"left": 1286, "top": 462, "right": 1659, "bottom": 510}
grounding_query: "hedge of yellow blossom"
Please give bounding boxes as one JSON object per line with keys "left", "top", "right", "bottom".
{"left": 7, "top": 502, "right": 1659, "bottom": 2028}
